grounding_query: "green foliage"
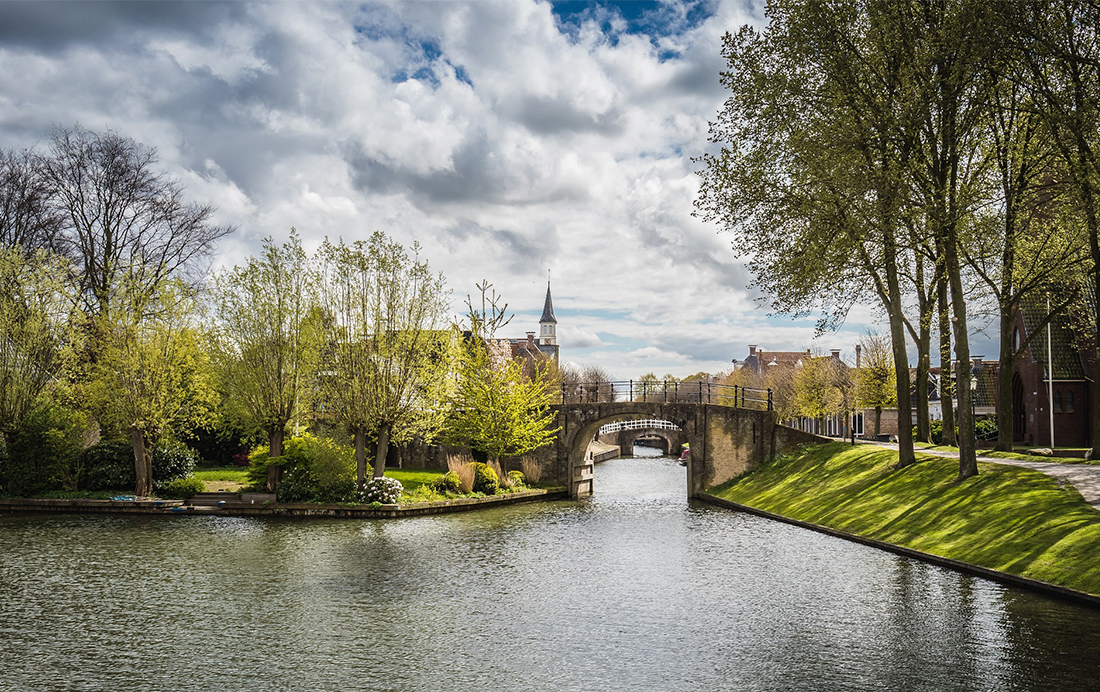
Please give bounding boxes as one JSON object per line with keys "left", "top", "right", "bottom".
{"left": 81, "top": 439, "right": 202, "bottom": 492}
{"left": 430, "top": 471, "right": 462, "bottom": 495}
{"left": 472, "top": 462, "right": 499, "bottom": 495}
{"left": 81, "top": 440, "right": 135, "bottom": 491}
{"left": 248, "top": 433, "right": 360, "bottom": 503}
{"left": 152, "top": 441, "right": 199, "bottom": 490}
{"left": 0, "top": 247, "right": 81, "bottom": 439}
{"left": 507, "top": 470, "right": 526, "bottom": 488}
{"left": 1, "top": 403, "right": 88, "bottom": 496}
{"left": 210, "top": 230, "right": 322, "bottom": 448}
{"left": 158, "top": 476, "right": 205, "bottom": 499}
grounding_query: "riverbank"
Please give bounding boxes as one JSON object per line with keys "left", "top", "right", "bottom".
{"left": 703, "top": 442, "right": 1100, "bottom": 600}
{"left": 0, "top": 487, "right": 568, "bottom": 518}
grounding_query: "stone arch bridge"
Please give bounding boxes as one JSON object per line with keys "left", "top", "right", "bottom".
{"left": 526, "top": 401, "right": 828, "bottom": 499}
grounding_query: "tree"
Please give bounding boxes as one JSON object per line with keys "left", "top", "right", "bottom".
{"left": 855, "top": 331, "right": 897, "bottom": 438}
{"left": 793, "top": 354, "right": 853, "bottom": 429}
{"left": 87, "top": 281, "right": 216, "bottom": 496}
{"left": 0, "top": 148, "right": 63, "bottom": 254}
{"left": 317, "top": 233, "right": 454, "bottom": 485}
{"left": 209, "top": 231, "right": 320, "bottom": 491}
{"left": 0, "top": 246, "right": 79, "bottom": 445}
{"left": 447, "top": 283, "right": 559, "bottom": 464}
{"left": 39, "top": 126, "right": 232, "bottom": 324}
{"left": 1008, "top": 0, "right": 1100, "bottom": 450}
{"left": 695, "top": 1, "right": 925, "bottom": 470}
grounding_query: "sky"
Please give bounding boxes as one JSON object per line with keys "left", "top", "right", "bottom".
{"left": 0, "top": 0, "right": 998, "bottom": 378}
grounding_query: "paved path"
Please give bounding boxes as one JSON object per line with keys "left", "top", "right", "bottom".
{"left": 866, "top": 441, "right": 1100, "bottom": 509}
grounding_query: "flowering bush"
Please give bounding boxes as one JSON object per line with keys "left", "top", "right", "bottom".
{"left": 360, "top": 476, "right": 403, "bottom": 504}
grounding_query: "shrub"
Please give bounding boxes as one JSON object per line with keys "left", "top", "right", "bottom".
{"left": 472, "top": 462, "right": 499, "bottom": 495}
{"left": 152, "top": 441, "right": 199, "bottom": 490}
{"left": 430, "top": 471, "right": 462, "bottom": 495}
{"left": 2, "top": 404, "right": 88, "bottom": 495}
{"left": 276, "top": 466, "right": 314, "bottom": 503}
{"left": 83, "top": 439, "right": 201, "bottom": 492}
{"left": 252, "top": 434, "right": 361, "bottom": 502}
{"left": 82, "top": 440, "right": 136, "bottom": 491}
{"left": 508, "top": 470, "right": 526, "bottom": 488}
{"left": 159, "top": 476, "right": 205, "bottom": 499}
{"left": 360, "top": 476, "right": 403, "bottom": 504}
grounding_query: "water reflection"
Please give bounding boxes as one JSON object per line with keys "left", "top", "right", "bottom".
{"left": 1, "top": 453, "right": 1098, "bottom": 691}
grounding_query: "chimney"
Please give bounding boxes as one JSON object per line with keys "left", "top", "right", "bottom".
{"left": 855, "top": 344, "right": 862, "bottom": 368}
{"left": 972, "top": 356, "right": 983, "bottom": 370}
{"left": 748, "top": 345, "right": 757, "bottom": 356}
{"left": 831, "top": 349, "right": 841, "bottom": 360}
{"left": 526, "top": 332, "right": 535, "bottom": 351}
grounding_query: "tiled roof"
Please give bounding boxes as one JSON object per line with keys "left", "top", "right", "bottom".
{"left": 1020, "top": 294, "right": 1086, "bottom": 380}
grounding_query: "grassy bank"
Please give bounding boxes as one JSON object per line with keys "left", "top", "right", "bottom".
{"left": 708, "top": 442, "right": 1100, "bottom": 596}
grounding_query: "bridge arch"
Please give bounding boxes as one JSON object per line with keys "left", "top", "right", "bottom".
{"left": 534, "top": 402, "right": 830, "bottom": 498}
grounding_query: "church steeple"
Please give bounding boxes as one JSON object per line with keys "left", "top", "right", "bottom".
{"left": 539, "top": 276, "right": 556, "bottom": 346}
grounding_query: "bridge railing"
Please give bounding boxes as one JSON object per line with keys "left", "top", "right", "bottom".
{"left": 598, "top": 418, "right": 681, "bottom": 435}
{"left": 557, "top": 380, "right": 772, "bottom": 410}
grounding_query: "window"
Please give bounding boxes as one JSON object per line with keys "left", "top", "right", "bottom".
{"left": 1053, "top": 390, "right": 1062, "bottom": 413}
{"left": 1067, "top": 390, "right": 1075, "bottom": 414}
{"left": 1013, "top": 327, "right": 1020, "bottom": 352}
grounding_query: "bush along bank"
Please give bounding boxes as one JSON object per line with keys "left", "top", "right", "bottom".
{"left": 705, "top": 442, "right": 1100, "bottom": 599}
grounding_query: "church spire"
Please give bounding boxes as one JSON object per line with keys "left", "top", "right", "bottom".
{"left": 539, "top": 274, "right": 557, "bottom": 347}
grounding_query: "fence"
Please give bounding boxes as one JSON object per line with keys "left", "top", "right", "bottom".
{"left": 557, "top": 380, "right": 772, "bottom": 410}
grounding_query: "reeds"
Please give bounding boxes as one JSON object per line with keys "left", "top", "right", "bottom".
{"left": 446, "top": 452, "right": 476, "bottom": 493}
{"left": 520, "top": 455, "right": 542, "bottom": 484}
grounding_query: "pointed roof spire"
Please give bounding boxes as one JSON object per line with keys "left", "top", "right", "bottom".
{"left": 540, "top": 273, "right": 556, "bottom": 324}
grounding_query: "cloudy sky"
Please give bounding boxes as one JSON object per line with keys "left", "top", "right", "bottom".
{"left": 0, "top": 0, "right": 994, "bottom": 377}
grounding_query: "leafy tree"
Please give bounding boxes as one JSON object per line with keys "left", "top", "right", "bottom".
{"left": 447, "top": 283, "right": 559, "bottom": 464}
{"left": 1007, "top": 0, "right": 1100, "bottom": 450}
{"left": 793, "top": 354, "right": 852, "bottom": 427}
{"left": 695, "top": 1, "right": 925, "bottom": 469}
{"left": 87, "top": 281, "right": 216, "bottom": 496}
{"left": 855, "top": 331, "right": 897, "bottom": 438}
{"left": 0, "top": 246, "right": 80, "bottom": 446}
{"left": 317, "top": 233, "right": 454, "bottom": 484}
{"left": 209, "top": 231, "right": 321, "bottom": 490}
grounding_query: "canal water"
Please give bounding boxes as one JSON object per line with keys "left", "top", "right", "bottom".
{"left": 2, "top": 447, "right": 1099, "bottom": 691}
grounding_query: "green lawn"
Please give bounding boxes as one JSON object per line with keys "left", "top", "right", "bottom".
{"left": 708, "top": 442, "right": 1100, "bottom": 596}
{"left": 191, "top": 466, "right": 251, "bottom": 482}
{"left": 385, "top": 469, "right": 445, "bottom": 494}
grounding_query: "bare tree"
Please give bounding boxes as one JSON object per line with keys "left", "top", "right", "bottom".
{"left": 0, "top": 148, "right": 63, "bottom": 254}
{"left": 39, "top": 126, "right": 232, "bottom": 322}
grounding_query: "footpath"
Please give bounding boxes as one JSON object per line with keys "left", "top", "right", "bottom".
{"left": 870, "top": 440, "right": 1100, "bottom": 509}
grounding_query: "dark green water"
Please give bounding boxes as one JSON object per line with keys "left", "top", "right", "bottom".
{"left": 2, "top": 449, "right": 1099, "bottom": 691}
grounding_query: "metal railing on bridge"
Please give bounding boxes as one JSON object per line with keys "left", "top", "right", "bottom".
{"left": 598, "top": 418, "right": 682, "bottom": 435}
{"left": 558, "top": 380, "right": 772, "bottom": 410}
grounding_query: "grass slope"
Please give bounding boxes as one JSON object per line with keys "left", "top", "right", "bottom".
{"left": 709, "top": 442, "right": 1100, "bottom": 596}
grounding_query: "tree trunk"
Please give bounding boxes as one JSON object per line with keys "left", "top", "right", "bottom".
{"left": 372, "top": 421, "right": 391, "bottom": 479}
{"left": 996, "top": 300, "right": 1016, "bottom": 452}
{"left": 938, "top": 273, "right": 957, "bottom": 448}
{"left": 131, "top": 427, "right": 152, "bottom": 497}
{"left": 874, "top": 407, "right": 882, "bottom": 438}
{"left": 266, "top": 426, "right": 284, "bottom": 493}
{"left": 354, "top": 428, "right": 368, "bottom": 490}
{"left": 915, "top": 335, "right": 931, "bottom": 444}
{"left": 886, "top": 257, "right": 916, "bottom": 469}
{"left": 946, "top": 238, "right": 977, "bottom": 480}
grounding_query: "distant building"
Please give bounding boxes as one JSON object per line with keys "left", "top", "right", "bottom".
{"left": 505, "top": 280, "right": 559, "bottom": 364}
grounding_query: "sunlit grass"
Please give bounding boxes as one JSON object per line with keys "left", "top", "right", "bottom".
{"left": 708, "top": 442, "right": 1100, "bottom": 596}
{"left": 191, "top": 467, "right": 250, "bottom": 482}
